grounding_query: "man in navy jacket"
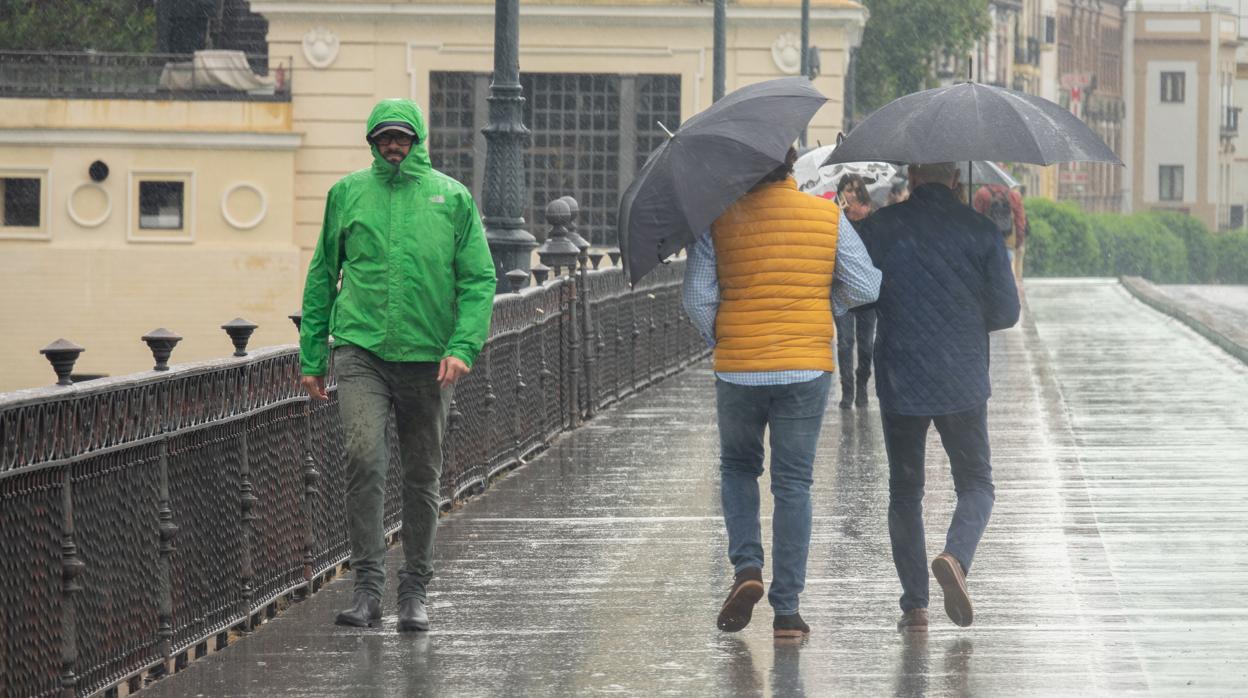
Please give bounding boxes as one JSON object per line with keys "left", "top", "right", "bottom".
{"left": 856, "top": 162, "right": 1020, "bottom": 632}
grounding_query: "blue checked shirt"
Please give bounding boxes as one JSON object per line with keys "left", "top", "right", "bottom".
{"left": 681, "top": 211, "right": 881, "bottom": 386}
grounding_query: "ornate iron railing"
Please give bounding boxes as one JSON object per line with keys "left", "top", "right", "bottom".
{"left": 0, "top": 51, "right": 291, "bottom": 102}
{"left": 0, "top": 259, "right": 703, "bottom": 698}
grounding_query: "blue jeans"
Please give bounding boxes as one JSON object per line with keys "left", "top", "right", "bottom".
{"left": 881, "top": 403, "right": 995, "bottom": 612}
{"left": 716, "top": 373, "right": 831, "bottom": 615}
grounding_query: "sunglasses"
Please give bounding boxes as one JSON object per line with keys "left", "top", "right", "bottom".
{"left": 373, "top": 133, "right": 415, "bottom": 146}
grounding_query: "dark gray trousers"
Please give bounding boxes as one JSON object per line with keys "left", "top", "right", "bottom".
{"left": 882, "top": 403, "right": 995, "bottom": 613}
{"left": 333, "top": 345, "right": 453, "bottom": 603}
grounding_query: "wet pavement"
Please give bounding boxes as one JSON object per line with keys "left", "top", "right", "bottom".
{"left": 142, "top": 279, "right": 1247, "bottom": 697}
{"left": 1147, "top": 282, "right": 1248, "bottom": 356}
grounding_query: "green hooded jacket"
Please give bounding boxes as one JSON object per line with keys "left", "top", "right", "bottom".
{"left": 299, "top": 98, "right": 496, "bottom": 376}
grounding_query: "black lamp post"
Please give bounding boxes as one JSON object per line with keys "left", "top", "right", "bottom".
{"left": 800, "top": 0, "right": 810, "bottom": 147}
{"left": 482, "top": 0, "right": 536, "bottom": 293}
{"left": 713, "top": 0, "right": 726, "bottom": 102}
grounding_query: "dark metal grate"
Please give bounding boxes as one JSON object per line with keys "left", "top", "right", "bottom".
{"left": 428, "top": 71, "right": 477, "bottom": 188}
{"left": 428, "top": 71, "right": 681, "bottom": 248}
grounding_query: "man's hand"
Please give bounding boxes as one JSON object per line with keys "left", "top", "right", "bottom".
{"left": 301, "top": 375, "right": 328, "bottom": 401}
{"left": 437, "top": 357, "right": 470, "bottom": 389}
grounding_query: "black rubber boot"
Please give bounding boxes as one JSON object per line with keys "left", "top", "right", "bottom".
{"left": 334, "top": 593, "right": 381, "bottom": 627}
{"left": 398, "top": 598, "right": 430, "bottom": 632}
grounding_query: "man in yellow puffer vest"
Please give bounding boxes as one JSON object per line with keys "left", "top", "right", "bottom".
{"left": 683, "top": 147, "right": 881, "bottom": 639}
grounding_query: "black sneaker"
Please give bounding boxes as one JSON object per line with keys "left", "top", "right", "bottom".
{"left": 773, "top": 612, "right": 811, "bottom": 639}
{"left": 717, "top": 567, "right": 764, "bottom": 632}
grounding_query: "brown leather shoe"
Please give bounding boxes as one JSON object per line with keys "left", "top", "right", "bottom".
{"left": 896, "top": 608, "right": 929, "bottom": 632}
{"left": 773, "top": 612, "right": 811, "bottom": 639}
{"left": 717, "top": 567, "right": 764, "bottom": 632}
{"left": 931, "top": 552, "right": 973, "bottom": 627}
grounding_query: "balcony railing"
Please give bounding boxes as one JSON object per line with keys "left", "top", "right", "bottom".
{"left": 1222, "top": 106, "right": 1240, "bottom": 138}
{"left": 0, "top": 50, "right": 291, "bottom": 101}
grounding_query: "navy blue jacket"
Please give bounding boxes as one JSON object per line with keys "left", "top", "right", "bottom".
{"left": 857, "top": 183, "right": 1020, "bottom": 416}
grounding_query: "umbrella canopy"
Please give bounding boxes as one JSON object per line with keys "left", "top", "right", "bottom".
{"left": 823, "top": 82, "right": 1122, "bottom": 167}
{"left": 957, "top": 160, "right": 1019, "bottom": 189}
{"left": 619, "top": 77, "right": 828, "bottom": 284}
{"left": 794, "top": 145, "right": 897, "bottom": 201}
{"left": 793, "top": 144, "right": 837, "bottom": 195}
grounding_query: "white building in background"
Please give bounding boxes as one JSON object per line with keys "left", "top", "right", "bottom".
{"left": 1124, "top": 2, "right": 1240, "bottom": 231}
{"left": 1233, "top": 2, "right": 1248, "bottom": 228}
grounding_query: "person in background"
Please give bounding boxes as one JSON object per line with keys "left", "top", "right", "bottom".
{"left": 887, "top": 177, "right": 910, "bottom": 206}
{"left": 834, "top": 174, "right": 878, "bottom": 409}
{"left": 972, "top": 181, "right": 1027, "bottom": 289}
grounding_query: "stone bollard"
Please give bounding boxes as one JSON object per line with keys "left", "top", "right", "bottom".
{"left": 39, "top": 338, "right": 85, "bottom": 386}
{"left": 531, "top": 263, "right": 551, "bottom": 285}
{"left": 221, "top": 318, "right": 258, "bottom": 357}
{"left": 141, "top": 328, "right": 183, "bottom": 371}
{"left": 506, "top": 269, "right": 530, "bottom": 294}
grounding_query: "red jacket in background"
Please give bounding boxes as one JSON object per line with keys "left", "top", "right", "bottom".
{"left": 971, "top": 184, "right": 1027, "bottom": 247}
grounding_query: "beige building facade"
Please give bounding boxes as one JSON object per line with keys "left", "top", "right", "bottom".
{"left": 0, "top": 97, "right": 302, "bottom": 392}
{"left": 1123, "top": 7, "right": 1240, "bottom": 230}
{"left": 0, "top": 0, "right": 865, "bottom": 392}
{"left": 256, "top": 0, "right": 866, "bottom": 255}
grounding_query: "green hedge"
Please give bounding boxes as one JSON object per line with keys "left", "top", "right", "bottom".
{"left": 1216, "top": 230, "right": 1248, "bottom": 283}
{"left": 1021, "top": 199, "right": 1099, "bottom": 276}
{"left": 1022, "top": 199, "right": 1246, "bottom": 284}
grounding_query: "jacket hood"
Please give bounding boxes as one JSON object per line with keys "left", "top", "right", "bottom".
{"left": 366, "top": 98, "right": 432, "bottom": 182}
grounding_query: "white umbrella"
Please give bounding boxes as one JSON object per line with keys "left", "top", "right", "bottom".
{"left": 794, "top": 145, "right": 897, "bottom": 201}
{"left": 958, "top": 160, "right": 1019, "bottom": 189}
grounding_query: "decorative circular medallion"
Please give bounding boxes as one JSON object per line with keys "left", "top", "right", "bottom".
{"left": 221, "top": 183, "right": 267, "bottom": 231}
{"left": 302, "top": 27, "right": 340, "bottom": 70}
{"left": 771, "top": 32, "right": 801, "bottom": 75}
{"left": 66, "top": 182, "right": 111, "bottom": 228}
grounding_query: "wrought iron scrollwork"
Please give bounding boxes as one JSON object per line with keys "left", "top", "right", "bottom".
{"left": 0, "top": 260, "right": 705, "bottom": 697}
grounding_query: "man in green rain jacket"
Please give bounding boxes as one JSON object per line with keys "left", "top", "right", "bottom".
{"left": 299, "top": 98, "right": 496, "bottom": 632}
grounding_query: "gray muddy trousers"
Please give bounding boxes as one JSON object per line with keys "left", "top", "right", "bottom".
{"left": 333, "top": 344, "right": 453, "bottom": 603}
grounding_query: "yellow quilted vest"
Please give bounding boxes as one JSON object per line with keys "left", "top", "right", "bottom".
{"left": 711, "top": 177, "right": 839, "bottom": 373}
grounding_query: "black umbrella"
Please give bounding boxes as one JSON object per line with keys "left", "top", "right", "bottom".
{"left": 823, "top": 81, "right": 1122, "bottom": 168}
{"left": 619, "top": 77, "right": 827, "bottom": 284}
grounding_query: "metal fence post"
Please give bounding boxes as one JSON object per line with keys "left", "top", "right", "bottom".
{"left": 566, "top": 277, "right": 581, "bottom": 429}
{"left": 512, "top": 327, "right": 526, "bottom": 457}
{"left": 238, "top": 426, "right": 257, "bottom": 627}
{"left": 445, "top": 399, "right": 462, "bottom": 505}
{"left": 300, "top": 403, "right": 320, "bottom": 594}
{"left": 653, "top": 292, "right": 663, "bottom": 384}
{"left": 60, "top": 472, "right": 86, "bottom": 697}
{"left": 538, "top": 307, "right": 555, "bottom": 440}
{"left": 577, "top": 257, "right": 596, "bottom": 419}
{"left": 156, "top": 437, "right": 178, "bottom": 669}
{"left": 628, "top": 293, "right": 638, "bottom": 394}
{"left": 536, "top": 199, "right": 580, "bottom": 428}
{"left": 482, "top": 351, "right": 498, "bottom": 464}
